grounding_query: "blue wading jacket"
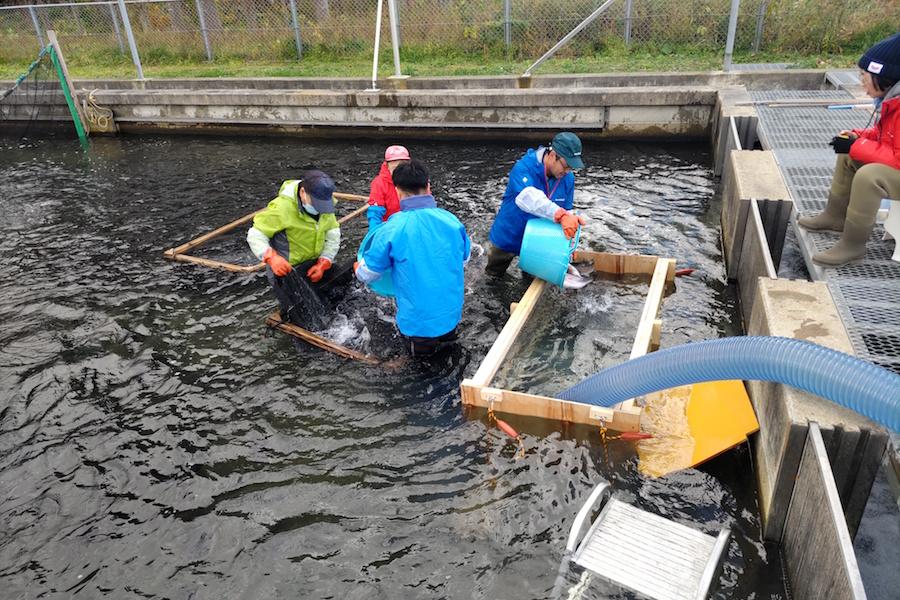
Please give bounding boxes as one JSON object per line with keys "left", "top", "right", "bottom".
{"left": 488, "top": 147, "right": 575, "bottom": 254}
{"left": 362, "top": 195, "right": 471, "bottom": 338}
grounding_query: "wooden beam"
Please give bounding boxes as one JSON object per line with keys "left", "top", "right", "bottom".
{"left": 470, "top": 278, "right": 546, "bottom": 387}
{"left": 167, "top": 253, "right": 264, "bottom": 273}
{"left": 338, "top": 202, "right": 369, "bottom": 224}
{"left": 460, "top": 382, "right": 641, "bottom": 431}
{"left": 630, "top": 258, "right": 674, "bottom": 360}
{"left": 573, "top": 250, "right": 660, "bottom": 277}
{"left": 164, "top": 192, "right": 369, "bottom": 271}
{"left": 650, "top": 319, "right": 662, "bottom": 352}
{"left": 166, "top": 209, "right": 262, "bottom": 256}
{"left": 265, "top": 311, "right": 380, "bottom": 364}
{"left": 614, "top": 258, "right": 674, "bottom": 414}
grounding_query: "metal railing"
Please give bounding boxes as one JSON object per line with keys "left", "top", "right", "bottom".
{"left": 0, "top": 0, "right": 891, "bottom": 79}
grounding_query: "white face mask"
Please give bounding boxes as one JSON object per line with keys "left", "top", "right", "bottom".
{"left": 303, "top": 203, "right": 319, "bottom": 216}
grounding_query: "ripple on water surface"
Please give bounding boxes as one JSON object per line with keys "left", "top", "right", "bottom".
{"left": 0, "top": 135, "right": 786, "bottom": 599}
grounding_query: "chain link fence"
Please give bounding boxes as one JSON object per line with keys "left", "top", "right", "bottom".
{"left": 0, "top": 0, "right": 895, "bottom": 76}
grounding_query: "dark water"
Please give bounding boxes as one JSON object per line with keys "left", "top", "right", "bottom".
{"left": 0, "top": 134, "right": 786, "bottom": 599}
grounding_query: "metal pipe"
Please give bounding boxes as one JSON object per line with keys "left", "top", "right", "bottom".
{"left": 109, "top": 3, "right": 125, "bottom": 53}
{"left": 116, "top": 0, "right": 143, "bottom": 79}
{"left": 504, "top": 0, "right": 511, "bottom": 50}
{"left": 723, "top": 0, "right": 741, "bottom": 71}
{"left": 195, "top": 0, "right": 213, "bottom": 62}
{"left": 623, "top": 0, "right": 633, "bottom": 46}
{"left": 386, "top": 0, "right": 402, "bottom": 78}
{"left": 28, "top": 6, "right": 45, "bottom": 49}
{"left": 288, "top": 0, "right": 303, "bottom": 59}
{"left": 752, "top": 0, "right": 769, "bottom": 54}
{"left": 523, "top": 0, "right": 617, "bottom": 77}
{"left": 371, "top": 0, "right": 384, "bottom": 91}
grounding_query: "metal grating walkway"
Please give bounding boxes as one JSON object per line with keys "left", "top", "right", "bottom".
{"left": 753, "top": 88, "right": 900, "bottom": 374}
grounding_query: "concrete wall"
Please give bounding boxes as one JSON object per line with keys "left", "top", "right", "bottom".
{"left": 79, "top": 86, "right": 713, "bottom": 139}
{"left": 746, "top": 278, "right": 889, "bottom": 541}
{"left": 1, "top": 69, "right": 832, "bottom": 139}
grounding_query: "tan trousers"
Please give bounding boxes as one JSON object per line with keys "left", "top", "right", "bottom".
{"left": 830, "top": 155, "right": 900, "bottom": 228}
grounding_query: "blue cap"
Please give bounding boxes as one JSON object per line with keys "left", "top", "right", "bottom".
{"left": 301, "top": 170, "right": 336, "bottom": 214}
{"left": 551, "top": 132, "right": 584, "bottom": 170}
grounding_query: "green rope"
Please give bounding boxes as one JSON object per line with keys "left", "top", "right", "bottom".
{"left": 0, "top": 46, "right": 51, "bottom": 102}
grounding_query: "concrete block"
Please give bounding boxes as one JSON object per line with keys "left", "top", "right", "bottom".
{"left": 746, "top": 278, "right": 889, "bottom": 540}
{"left": 783, "top": 423, "right": 867, "bottom": 600}
{"left": 713, "top": 86, "right": 758, "bottom": 176}
{"left": 721, "top": 150, "right": 791, "bottom": 279}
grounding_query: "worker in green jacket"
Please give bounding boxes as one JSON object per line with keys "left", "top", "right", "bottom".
{"left": 246, "top": 170, "right": 351, "bottom": 329}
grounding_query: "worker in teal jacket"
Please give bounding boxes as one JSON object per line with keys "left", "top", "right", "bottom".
{"left": 355, "top": 159, "right": 471, "bottom": 356}
{"left": 486, "top": 131, "right": 587, "bottom": 275}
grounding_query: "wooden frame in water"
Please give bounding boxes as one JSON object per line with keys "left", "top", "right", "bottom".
{"left": 162, "top": 192, "right": 369, "bottom": 273}
{"left": 163, "top": 192, "right": 373, "bottom": 362}
{"left": 460, "top": 250, "right": 676, "bottom": 432}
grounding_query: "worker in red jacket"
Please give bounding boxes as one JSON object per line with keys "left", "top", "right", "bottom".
{"left": 366, "top": 145, "right": 411, "bottom": 230}
{"left": 798, "top": 32, "right": 900, "bottom": 266}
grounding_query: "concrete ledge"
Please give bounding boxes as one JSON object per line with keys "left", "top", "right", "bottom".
{"left": 9, "top": 70, "right": 825, "bottom": 91}
{"left": 721, "top": 150, "right": 791, "bottom": 280}
{"left": 746, "top": 278, "right": 889, "bottom": 540}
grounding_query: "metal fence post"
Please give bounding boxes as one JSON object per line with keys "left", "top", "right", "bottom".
{"left": 116, "top": 0, "right": 144, "bottom": 79}
{"left": 109, "top": 3, "right": 126, "bottom": 53}
{"left": 28, "top": 7, "right": 45, "bottom": 49}
{"left": 504, "top": 0, "right": 511, "bottom": 50}
{"left": 387, "top": 0, "right": 402, "bottom": 77}
{"left": 723, "top": 0, "right": 741, "bottom": 71}
{"left": 195, "top": 0, "right": 214, "bottom": 62}
{"left": 623, "top": 0, "right": 633, "bottom": 46}
{"left": 752, "top": 0, "right": 769, "bottom": 53}
{"left": 289, "top": 0, "right": 303, "bottom": 59}
{"left": 371, "top": 0, "right": 384, "bottom": 90}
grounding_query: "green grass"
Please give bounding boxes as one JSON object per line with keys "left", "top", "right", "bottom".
{"left": 0, "top": 45, "right": 861, "bottom": 80}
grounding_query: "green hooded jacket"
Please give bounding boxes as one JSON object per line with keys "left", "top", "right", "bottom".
{"left": 252, "top": 180, "right": 339, "bottom": 265}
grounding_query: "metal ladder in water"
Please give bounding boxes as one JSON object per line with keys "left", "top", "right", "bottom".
{"left": 552, "top": 481, "right": 731, "bottom": 600}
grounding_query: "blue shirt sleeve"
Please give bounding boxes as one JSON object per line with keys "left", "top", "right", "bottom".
{"left": 362, "top": 222, "right": 394, "bottom": 273}
{"left": 461, "top": 223, "right": 472, "bottom": 263}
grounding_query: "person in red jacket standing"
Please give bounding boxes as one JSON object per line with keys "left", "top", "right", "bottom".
{"left": 798, "top": 32, "right": 900, "bottom": 266}
{"left": 366, "top": 145, "right": 411, "bottom": 230}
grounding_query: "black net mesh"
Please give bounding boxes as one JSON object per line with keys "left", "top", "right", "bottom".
{"left": 0, "top": 47, "right": 59, "bottom": 139}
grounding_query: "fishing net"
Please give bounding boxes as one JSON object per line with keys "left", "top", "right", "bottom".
{"left": 0, "top": 47, "right": 58, "bottom": 139}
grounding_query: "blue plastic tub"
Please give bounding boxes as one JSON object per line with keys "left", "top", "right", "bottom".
{"left": 357, "top": 228, "right": 395, "bottom": 297}
{"left": 519, "top": 218, "right": 580, "bottom": 287}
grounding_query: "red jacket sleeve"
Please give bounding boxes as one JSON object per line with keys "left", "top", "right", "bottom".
{"left": 368, "top": 176, "right": 385, "bottom": 207}
{"left": 849, "top": 137, "right": 900, "bottom": 169}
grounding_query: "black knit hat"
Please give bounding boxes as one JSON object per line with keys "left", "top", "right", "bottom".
{"left": 858, "top": 32, "right": 900, "bottom": 81}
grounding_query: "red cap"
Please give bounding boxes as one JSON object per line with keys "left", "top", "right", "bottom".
{"left": 384, "top": 145, "right": 410, "bottom": 162}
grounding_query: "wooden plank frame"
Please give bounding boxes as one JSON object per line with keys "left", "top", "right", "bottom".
{"left": 163, "top": 192, "right": 369, "bottom": 273}
{"left": 460, "top": 250, "right": 676, "bottom": 432}
{"left": 265, "top": 311, "right": 380, "bottom": 365}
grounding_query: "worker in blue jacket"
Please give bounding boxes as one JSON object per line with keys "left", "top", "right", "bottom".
{"left": 486, "top": 131, "right": 587, "bottom": 275}
{"left": 355, "top": 159, "right": 471, "bottom": 356}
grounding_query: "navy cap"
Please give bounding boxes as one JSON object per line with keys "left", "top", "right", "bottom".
{"left": 858, "top": 32, "right": 900, "bottom": 82}
{"left": 301, "top": 170, "right": 336, "bottom": 214}
{"left": 551, "top": 132, "right": 584, "bottom": 170}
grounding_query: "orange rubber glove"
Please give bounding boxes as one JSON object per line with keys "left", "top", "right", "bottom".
{"left": 554, "top": 208, "right": 587, "bottom": 240}
{"left": 263, "top": 248, "right": 292, "bottom": 277}
{"left": 353, "top": 261, "right": 360, "bottom": 273}
{"left": 306, "top": 257, "right": 332, "bottom": 283}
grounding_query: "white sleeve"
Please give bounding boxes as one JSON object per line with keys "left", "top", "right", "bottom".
{"left": 515, "top": 186, "right": 561, "bottom": 221}
{"left": 321, "top": 227, "right": 341, "bottom": 262}
{"left": 246, "top": 226, "right": 271, "bottom": 260}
